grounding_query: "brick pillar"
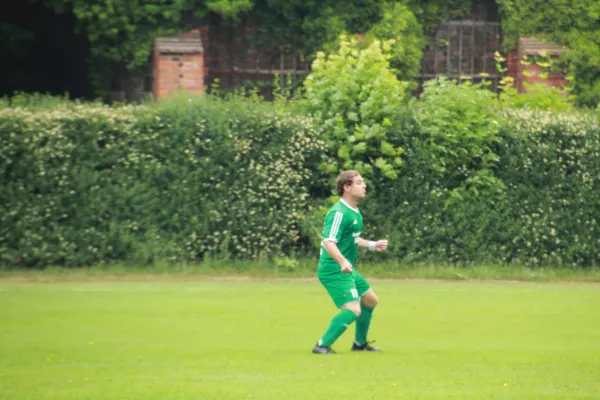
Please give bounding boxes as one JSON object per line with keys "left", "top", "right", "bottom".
{"left": 506, "top": 49, "right": 523, "bottom": 92}
{"left": 154, "top": 53, "right": 204, "bottom": 99}
{"left": 506, "top": 37, "right": 568, "bottom": 94}
{"left": 153, "top": 31, "right": 205, "bottom": 99}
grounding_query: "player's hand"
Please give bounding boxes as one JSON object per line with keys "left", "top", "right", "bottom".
{"left": 375, "top": 240, "right": 389, "bottom": 252}
{"left": 341, "top": 260, "right": 353, "bottom": 273}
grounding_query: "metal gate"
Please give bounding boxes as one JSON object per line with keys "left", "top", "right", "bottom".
{"left": 419, "top": 20, "right": 502, "bottom": 90}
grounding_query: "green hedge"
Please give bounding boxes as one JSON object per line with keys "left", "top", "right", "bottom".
{"left": 363, "top": 103, "right": 600, "bottom": 267}
{"left": 496, "top": 110, "right": 600, "bottom": 266}
{"left": 0, "top": 97, "right": 326, "bottom": 267}
{"left": 2, "top": 90, "right": 600, "bottom": 268}
{"left": 361, "top": 79, "right": 509, "bottom": 265}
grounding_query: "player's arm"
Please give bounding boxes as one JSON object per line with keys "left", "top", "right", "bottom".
{"left": 323, "top": 240, "right": 353, "bottom": 273}
{"left": 358, "top": 238, "right": 389, "bottom": 252}
{"left": 322, "top": 210, "right": 353, "bottom": 273}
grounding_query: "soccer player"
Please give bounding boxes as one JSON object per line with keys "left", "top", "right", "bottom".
{"left": 312, "top": 170, "right": 389, "bottom": 354}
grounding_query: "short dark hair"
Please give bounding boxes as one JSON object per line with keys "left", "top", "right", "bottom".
{"left": 335, "top": 170, "right": 360, "bottom": 196}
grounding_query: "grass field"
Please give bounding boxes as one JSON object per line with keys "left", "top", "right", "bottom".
{"left": 1, "top": 276, "right": 600, "bottom": 399}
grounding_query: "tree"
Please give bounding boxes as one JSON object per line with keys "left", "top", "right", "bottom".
{"left": 364, "top": 2, "right": 425, "bottom": 81}
{"left": 303, "top": 36, "right": 409, "bottom": 180}
{"left": 405, "top": 0, "right": 473, "bottom": 34}
{"left": 40, "top": 0, "right": 479, "bottom": 100}
{"left": 496, "top": 0, "right": 600, "bottom": 108}
{"left": 45, "top": 0, "right": 254, "bottom": 98}
{"left": 249, "top": 1, "right": 441, "bottom": 84}
{"left": 247, "top": 0, "right": 384, "bottom": 58}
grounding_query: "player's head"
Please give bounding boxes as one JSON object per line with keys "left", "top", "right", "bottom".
{"left": 336, "top": 170, "right": 366, "bottom": 200}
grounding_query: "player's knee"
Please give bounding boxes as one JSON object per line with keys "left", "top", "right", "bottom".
{"left": 369, "top": 294, "right": 379, "bottom": 307}
{"left": 362, "top": 292, "right": 378, "bottom": 308}
{"left": 345, "top": 302, "right": 361, "bottom": 318}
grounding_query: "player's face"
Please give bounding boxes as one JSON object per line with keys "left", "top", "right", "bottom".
{"left": 346, "top": 175, "right": 367, "bottom": 199}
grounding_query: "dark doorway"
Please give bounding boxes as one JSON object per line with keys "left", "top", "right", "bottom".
{"left": 0, "top": 0, "right": 91, "bottom": 99}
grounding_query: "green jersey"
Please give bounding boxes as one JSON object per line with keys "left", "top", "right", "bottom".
{"left": 318, "top": 199, "right": 363, "bottom": 271}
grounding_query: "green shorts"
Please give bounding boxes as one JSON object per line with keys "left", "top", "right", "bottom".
{"left": 317, "top": 268, "right": 371, "bottom": 308}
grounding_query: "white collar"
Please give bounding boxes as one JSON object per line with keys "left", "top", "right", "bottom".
{"left": 340, "top": 198, "right": 359, "bottom": 213}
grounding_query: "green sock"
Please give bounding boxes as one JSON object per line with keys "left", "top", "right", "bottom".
{"left": 319, "top": 309, "right": 358, "bottom": 347}
{"left": 355, "top": 305, "right": 375, "bottom": 345}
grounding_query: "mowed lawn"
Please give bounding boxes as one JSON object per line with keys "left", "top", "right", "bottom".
{"left": 1, "top": 277, "right": 599, "bottom": 399}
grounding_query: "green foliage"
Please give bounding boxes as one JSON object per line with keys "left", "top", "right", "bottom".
{"left": 362, "top": 81, "right": 600, "bottom": 267}
{"left": 411, "top": 77, "right": 501, "bottom": 180}
{"left": 496, "top": 0, "right": 600, "bottom": 108}
{"left": 364, "top": 2, "right": 425, "bottom": 81}
{"left": 495, "top": 109, "right": 600, "bottom": 266}
{"left": 566, "top": 36, "right": 600, "bottom": 108}
{"left": 247, "top": 0, "right": 472, "bottom": 70}
{"left": 405, "top": 0, "right": 472, "bottom": 34}
{"left": 504, "top": 84, "right": 573, "bottom": 112}
{"left": 250, "top": 0, "right": 384, "bottom": 58}
{"left": 204, "top": 0, "right": 253, "bottom": 18}
{"left": 4, "top": 83, "right": 600, "bottom": 268}
{"left": 359, "top": 79, "right": 507, "bottom": 265}
{"left": 0, "top": 94, "right": 325, "bottom": 267}
{"left": 302, "top": 36, "right": 409, "bottom": 181}
{"left": 0, "top": 92, "right": 78, "bottom": 110}
{"left": 494, "top": 52, "right": 573, "bottom": 112}
{"left": 496, "top": 0, "right": 600, "bottom": 49}
{"left": 44, "top": 0, "right": 254, "bottom": 96}
{"left": 33, "top": 0, "right": 479, "bottom": 98}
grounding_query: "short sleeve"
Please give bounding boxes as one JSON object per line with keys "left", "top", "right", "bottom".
{"left": 322, "top": 210, "right": 345, "bottom": 243}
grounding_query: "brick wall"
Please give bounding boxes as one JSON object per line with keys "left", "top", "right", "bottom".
{"left": 153, "top": 53, "right": 204, "bottom": 99}
{"left": 153, "top": 30, "right": 205, "bottom": 99}
{"left": 506, "top": 38, "right": 568, "bottom": 93}
{"left": 152, "top": 20, "right": 308, "bottom": 99}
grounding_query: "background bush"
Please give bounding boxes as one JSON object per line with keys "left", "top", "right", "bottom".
{"left": 0, "top": 95, "right": 325, "bottom": 267}
{"left": 495, "top": 109, "right": 600, "bottom": 266}
{"left": 363, "top": 100, "right": 600, "bottom": 267}
{"left": 362, "top": 79, "right": 509, "bottom": 264}
{"left": 302, "top": 36, "right": 409, "bottom": 181}
{"left": 2, "top": 84, "right": 600, "bottom": 268}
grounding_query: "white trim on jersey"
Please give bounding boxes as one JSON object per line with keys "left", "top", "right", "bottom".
{"left": 329, "top": 211, "right": 343, "bottom": 240}
{"left": 340, "top": 199, "right": 359, "bottom": 213}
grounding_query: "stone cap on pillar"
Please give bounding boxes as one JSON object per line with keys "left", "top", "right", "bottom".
{"left": 518, "top": 37, "right": 565, "bottom": 56}
{"left": 156, "top": 30, "right": 204, "bottom": 54}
